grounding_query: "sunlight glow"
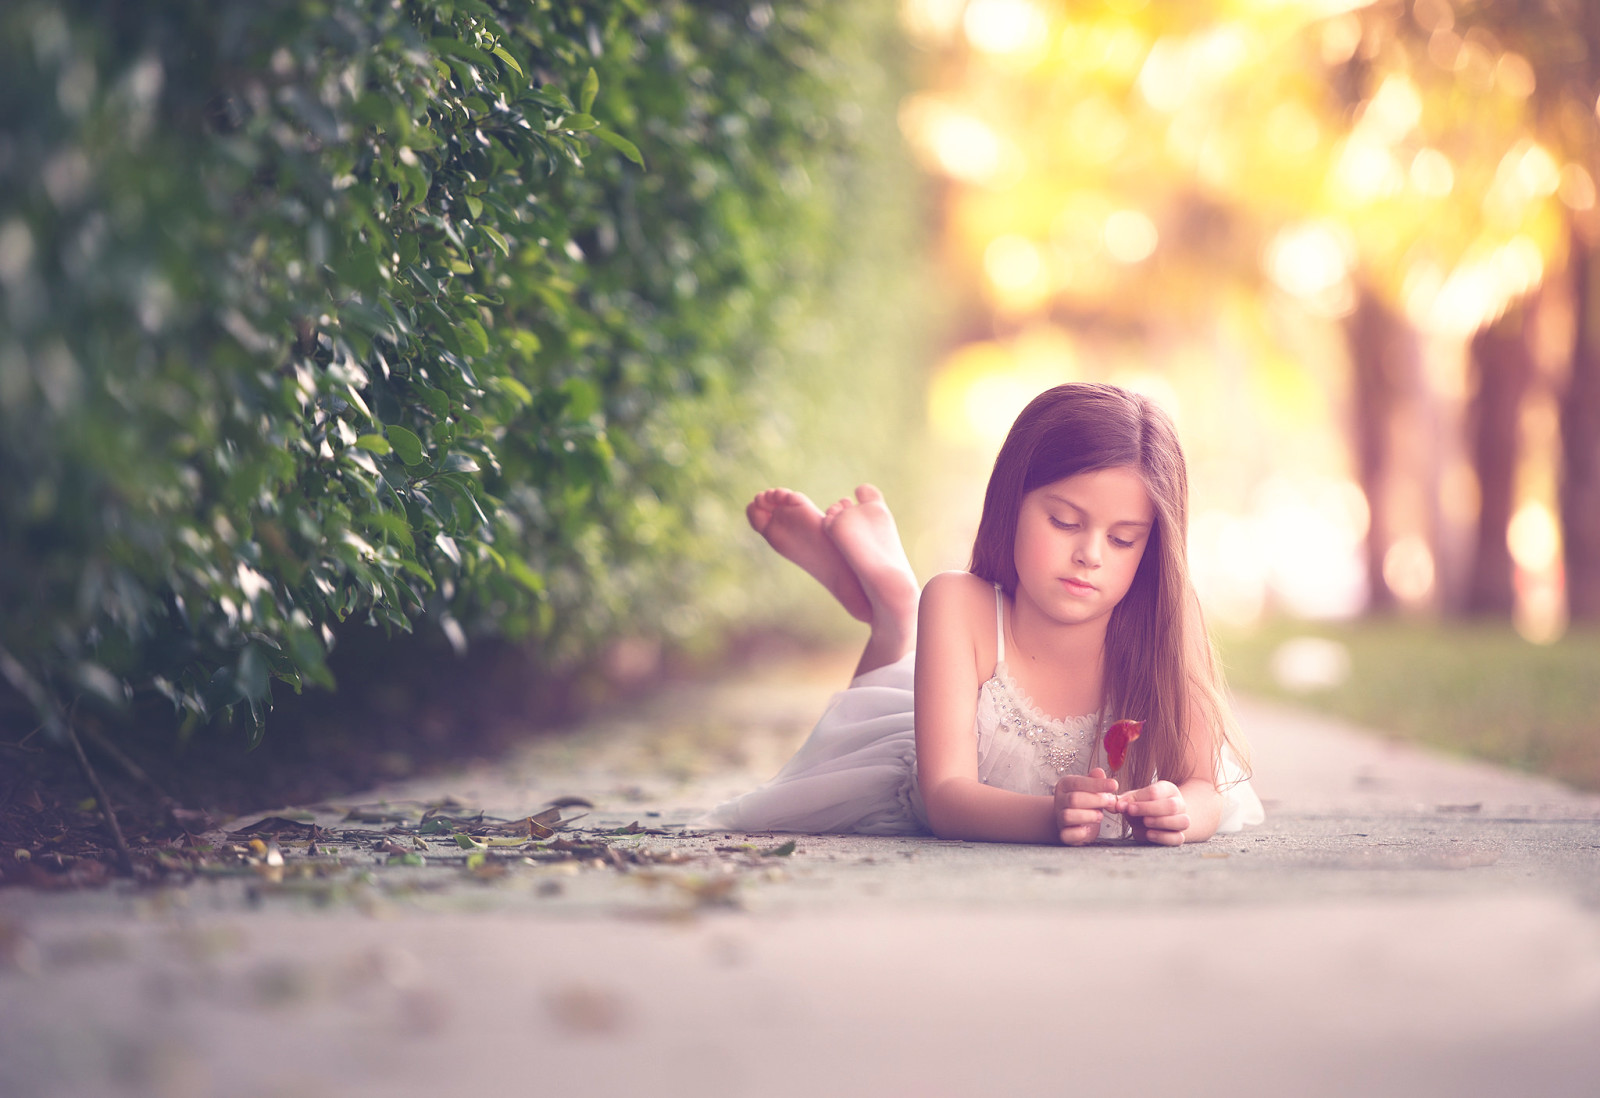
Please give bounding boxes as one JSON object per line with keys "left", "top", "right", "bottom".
{"left": 1264, "top": 222, "right": 1354, "bottom": 315}
{"left": 1410, "top": 148, "right": 1455, "bottom": 198}
{"left": 1559, "top": 164, "right": 1597, "bottom": 211}
{"left": 899, "top": 0, "right": 966, "bottom": 43}
{"left": 1495, "top": 52, "right": 1537, "bottom": 99}
{"left": 1104, "top": 209, "right": 1158, "bottom": 264}
{"left": 1360, "top": 75, "right": 1423, "bottom": 145}
{"left": 899, "top": 97, "right": 1015, "bottom": 185}
{"left": 964, "top": 0, "right": 1048, "bottom": 55}
{"left": 1411, "top": 236, "right": 1545, "bottom": 335}
{"left": 1068, "top": 96, "right": 1129, "bottom": 164}
{"left": 1137, "top": 29, "right": 1249, "bottom": 113}
{"left": 928, "top": 337, "right": 1076, "bottom": 449}
{"left": 1382, "top": 534, "right": 1436, "bottom": 606}
{"left": 1334, "top": 139, "right": 1404, "bottom": 204}
{"left": 1513, "top": 500, "right": 1567, "bottom": 644}
{"left": 1486, "top": 141, "right": 1561, "bottom": 222}
{"left": 1189, "top": 475, "right": 1368, "bottom": 625}
{"left": 984, "top": 234, "right": 1045, "bottom": 295}
{"left": 1508, "top": 501, "right": 1560, "bottom": 572}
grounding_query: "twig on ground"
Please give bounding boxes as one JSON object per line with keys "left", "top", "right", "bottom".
{"left": 0, "top": 644, "right": 136, "bottom": 876}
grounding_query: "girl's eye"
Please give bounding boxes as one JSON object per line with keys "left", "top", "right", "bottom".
{"left": 1110, "top": 537, "right": 1134, "bottom": 549}
{"left": 1049, "top": 517, "right": 1078, "bottom": 531}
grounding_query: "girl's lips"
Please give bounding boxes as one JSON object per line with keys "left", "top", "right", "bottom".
{"left": 1061, "top": 577, "right": 1096, "bottom": 594}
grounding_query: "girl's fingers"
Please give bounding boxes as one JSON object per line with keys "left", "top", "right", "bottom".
{"left": 1138, "top": 813, "right": 1190, "bottom": 833}
{"left": 1123, "top": 797, "right": 1183, "bottom": 818}
{"left": 1059, "top": 824, "right": 1099, "bottom": 846}
{"left": 1059, "top": 808, "right": 1104, "bottom": 828}
{"left": 1123, "top": 780, "right": 1180, "bottom": 802}
{"left": 1064, "top": 792, "right": 1118, "bottom": 811}
{"left": 1142, "top": 827, "right": 1185, "bottom": 846}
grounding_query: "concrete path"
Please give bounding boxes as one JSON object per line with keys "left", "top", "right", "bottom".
{"left": 3, "top": 650, "right": 1599, "bottom": 1098}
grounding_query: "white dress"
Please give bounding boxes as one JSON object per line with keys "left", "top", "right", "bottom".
{"left": 702, "top": 586, "right": 1264, "bottom": 837}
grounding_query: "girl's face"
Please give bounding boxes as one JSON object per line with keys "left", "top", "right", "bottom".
{"left": 1012, "top": 466, "right": 1154, "bottom": 628}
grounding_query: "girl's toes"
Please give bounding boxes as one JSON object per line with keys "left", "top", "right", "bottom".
{"left": 854, "top": 484, "right": 883, "bottom": 504}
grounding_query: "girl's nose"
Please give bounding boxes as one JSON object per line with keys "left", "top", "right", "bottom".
{"left": 1074, "top": 536, "right": 1101, "bottom": 568}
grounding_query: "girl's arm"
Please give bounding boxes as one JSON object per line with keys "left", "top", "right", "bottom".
{"left": 1120, "top": 688, "right": 1226, "bottom": 844}
{"left": 914, "top": 572, "right": 1106, "bottom": 844}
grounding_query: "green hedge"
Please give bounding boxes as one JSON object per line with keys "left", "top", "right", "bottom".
{"left": 0, "top": 0, "right": 929, "bottom": 745}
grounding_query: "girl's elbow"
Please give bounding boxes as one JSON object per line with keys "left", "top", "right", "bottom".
{"left": 919, "top": 781, "right": 970, "bottom": 840}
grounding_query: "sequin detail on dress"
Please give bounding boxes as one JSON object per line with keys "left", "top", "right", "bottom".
{"left": 985, "top": 669, "right": 1098, "bottom": 776}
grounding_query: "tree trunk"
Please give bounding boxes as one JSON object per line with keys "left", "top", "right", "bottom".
{"left": 1465, "top": 303, "right": 1534, "bottom": 616}
{"left": 1345, "top": 286, "right": 1407, "bottom": 613}
{"left": 1562, "top": 229, "right": 1600, "bottom": 622}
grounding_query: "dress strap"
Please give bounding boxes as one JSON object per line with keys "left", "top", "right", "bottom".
{"left": 993, "top": 583, "right": 1005, "bottom": 665}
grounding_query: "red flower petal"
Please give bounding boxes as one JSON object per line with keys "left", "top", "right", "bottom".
{"left": 1102, "top": 719, "right": 1144, "bottom": 771}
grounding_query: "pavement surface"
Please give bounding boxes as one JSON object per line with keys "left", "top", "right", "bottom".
{"left": 3, "top": 648, "right": 1600, "bottom": 1098}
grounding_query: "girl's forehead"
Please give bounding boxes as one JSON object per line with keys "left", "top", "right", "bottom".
{"left": 1028, "top": 466, "right": 1153, "bottom": 519}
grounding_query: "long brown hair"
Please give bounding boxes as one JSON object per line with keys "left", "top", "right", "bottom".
{"left": 968, "top": 383, "right": 1247, "bottom": 793}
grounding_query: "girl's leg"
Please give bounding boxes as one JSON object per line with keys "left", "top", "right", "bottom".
{"left": 821, "top": 485, "right": 920, "bottom": 677}
{"left": 747, "top": 488, "right": 872, "bottom": 622}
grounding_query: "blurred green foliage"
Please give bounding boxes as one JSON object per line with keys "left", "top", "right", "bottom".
{"left": 0, "top": 0, "right": 930, "bottom": 746}
{"left": 1217, "top": 620, "right": 1600, "bottom": 792}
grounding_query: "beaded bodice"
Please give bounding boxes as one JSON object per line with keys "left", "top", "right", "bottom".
{"left": 972, "top": 586, "right": 1107, "bottom": 796}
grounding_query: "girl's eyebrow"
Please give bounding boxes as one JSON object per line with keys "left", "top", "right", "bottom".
{"left": 1043, "top": 493, "right": 1152, "bottom": 528}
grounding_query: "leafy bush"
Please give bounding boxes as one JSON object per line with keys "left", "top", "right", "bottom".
{"left": 0, "top": 0, "right": 929, "bottom": 746}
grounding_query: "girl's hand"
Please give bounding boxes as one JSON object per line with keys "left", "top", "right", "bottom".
{"left": 1052, "top": 767, "right": 1118, "bottom": 846}
{"left": 1118, "top": 781, "right": 1189, "bottom": 846}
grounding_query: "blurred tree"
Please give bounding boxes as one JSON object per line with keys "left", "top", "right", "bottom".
{"left": 1466, "top": 299, "right": 1536, "bottom": 614}
{"left": 1396, "top": 0, "right": 1600, "bottom": 620}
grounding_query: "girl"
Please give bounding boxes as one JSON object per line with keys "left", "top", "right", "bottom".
{"left": 704, "top": 383, "right": 1263, "bottom": 844}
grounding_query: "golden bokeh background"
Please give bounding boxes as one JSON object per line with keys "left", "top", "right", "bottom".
{"left": 893, "top": 0, "right": 1590, "bottom": 643}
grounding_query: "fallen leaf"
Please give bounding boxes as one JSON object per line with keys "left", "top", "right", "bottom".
{"left": 546, "top": 795, "right": 594, "bottom": 809}
{"left": 231, "top": 816, "right": 316, "bottom": 837}
{"left": 760, "top": 840, "right": 797, "bottom": 858}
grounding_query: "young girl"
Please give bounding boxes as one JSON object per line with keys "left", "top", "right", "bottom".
{"left": 704, "top": 383, "right": 1263, "bottom": 844}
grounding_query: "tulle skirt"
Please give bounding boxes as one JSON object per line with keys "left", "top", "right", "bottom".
{"left": 699, "top": 653, "right": 1264, "bottom": 837}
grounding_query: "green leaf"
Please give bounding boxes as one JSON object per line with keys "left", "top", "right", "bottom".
{"left": 561, "top": 377, "right": 602, "bottom": 420}
{"left": 439, "top": 454, "right": 481, "bottom": 474}
{"left": 431, "top": 37, "right": 496, "bottom": 70}
{"left": 592, "top": 126, "right": 644, "bottom": 167}
{"left": 487, "top": 376, "right": 533, "bottom": 406}
{"left": 454, "top": 833, "right": 484, "bottom": 849}
{"left": 386, "top": 425, "right": 425, "bottom": 466}
{"left": 356, "top": 434, "right": 392, "bottom": 455}
{"left": 456, "top": 317, "right": 490, "bottom": 356}
{"left": 464, "top": 195, "right": 483, "bottom": 219}
{"left": 504, "top": 557, "right": 544, "bottom": 594}
{"left": 580, "top": 67, "right": 599, "bottom": 114}
{"left": 480, "top": 225, "right": 511, "bottom": 256}
{"left": 491, "top": 46, "right": 524, "bottom": 78}
{"left": 416, "top": 387, "right": 450, "bottom": 418}
{"left": 365, "top": 509, "right": 415, "bottom": 549}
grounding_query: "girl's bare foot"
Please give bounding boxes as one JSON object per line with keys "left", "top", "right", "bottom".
{"left": 821, "top": 485, "right": 920, "bottom": 631}
{"left": 747, "top": 488, "right": 872, "bottom": 622}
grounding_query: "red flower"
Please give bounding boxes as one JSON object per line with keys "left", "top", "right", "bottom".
{"left": 1102, "top": 719, "right": 1144, "bottom": 771}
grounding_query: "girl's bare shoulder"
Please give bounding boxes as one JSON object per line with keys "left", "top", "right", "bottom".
{"left": 919, "top": 571, "right": 997, "bottom": 632}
